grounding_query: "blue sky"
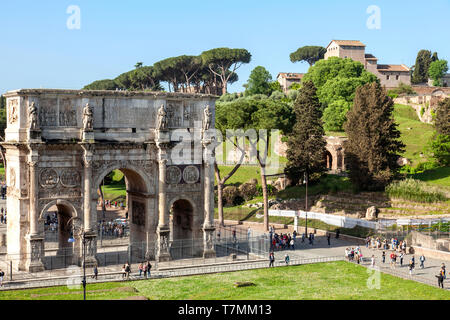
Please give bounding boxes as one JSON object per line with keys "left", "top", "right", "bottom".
{"left": 0, "top": 0, "right": 449, "bottom": 94}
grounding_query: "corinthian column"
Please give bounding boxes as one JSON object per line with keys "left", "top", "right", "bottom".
{"left": 83, "top": 158, "right": 93, "bottom": 232}
{"left": 158, "top": 158, "right": 168, "bottom": 229}
{"left": 28, "top": 160, "right": 39, "bottom": 236}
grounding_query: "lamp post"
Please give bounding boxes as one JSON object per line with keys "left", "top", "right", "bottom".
{"left": 67, "top": 218, "right": 87, "bottom": 301}
{"left": 304, "top": 171, "right": 308, "bottom": 237}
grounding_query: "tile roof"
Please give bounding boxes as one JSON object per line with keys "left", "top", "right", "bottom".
{"left": 327, "top": 40, "right": 366, "bottom": 48}
{"left": 377, "top": 64, "right": 410, "bottom": 72}
{"left": 365, "top": 53, "right": 378, "bottom": 60}
{"left": 277, "top": 73, "right": 304, "bottom": 79}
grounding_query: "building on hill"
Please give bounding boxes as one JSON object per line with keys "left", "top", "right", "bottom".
{"left": 428, "top": 74, "right": 450, "bottom": 87}
{"left": 277, "top": 73, "right": 304, "bottom": 92}
{"left": 324, "top": 40, "right": 411, "bottom": 87}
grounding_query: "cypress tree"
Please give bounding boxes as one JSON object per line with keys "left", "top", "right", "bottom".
{"left": 285, "top": 81, "right": 327, "bottom": 184}
{"left": 344, "top": 82, "right": 405, "bottom": 191}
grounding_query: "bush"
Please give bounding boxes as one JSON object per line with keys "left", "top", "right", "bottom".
{"left": 385, "top": 178, "right": 447, "bottom": 203}
{"left": 430, "top": 134, "right": 450, "bottom": 166}
{"left": 222, "top": 186, "right": 240, "bottom": 207}
{"left": 238, "top": 182, "right": 258, "bottom": 201}
{"left": 256, "top": 184, "right": 277, "bottom": 197}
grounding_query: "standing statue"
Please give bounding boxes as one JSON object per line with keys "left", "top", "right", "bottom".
{"left": 202, "top": 105, "right": 212, "bottom": 132}
{"left": 157, "top": 104, "right": 168, "bottom": 130}
{"left": 28, "top": 102, "right": 39, "bottom": 130}
{"left": 82, "top": 103, "right": 94, "bottom": 131}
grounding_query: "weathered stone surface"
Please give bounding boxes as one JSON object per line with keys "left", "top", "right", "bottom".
{"left": 366, "top": 206, "right": 379, "bottom": 221}
{"left": 2, "top": 89, "right": 218, "bottom": 271}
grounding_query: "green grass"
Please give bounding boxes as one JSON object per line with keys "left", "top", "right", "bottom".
{"left": 386, "top": 178, "right": 448, "bottom": 203}
{"left": 392, "top": 104, "right": 435, "bottom": 166}
{"left": 412, "top": 166, "right": 450, "bottom": 188}
{"left": 1, "top": 261, "right": 448, "bottom": 300}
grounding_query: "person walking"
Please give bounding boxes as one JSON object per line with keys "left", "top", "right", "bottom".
{"left": 285, "top": 253, "right": 290, "bottom": 265}
{"left": 147, "top": 261, "right": 152, "bottom": 278}
{"left": 121, "top": 265, "right": 126, "bottom": 280}
{"left": 290, "top": 239, "right": 295, "bottom": 250}
{"left": 409, "top": 259, "right": 415, "bottom": 276}
{"left": 92, "top": 265, "right": 98, "bottom": 280}
{"left": 399, "top": 252, "right": 404, "bottom": 266}
{"left": 125, "top": 262, "right": 131, "bottom": 280}
{"left": 419, "top": 254, "right": 426, "bottom": 269}
{"left": 269, "top": 252, "right": 275, "bottom": 268}
{"left": 0, "top": 269, "right": 4, "bottom": 287}
{"left": 371, "top": 255, "right": 376, "bottom": 268}
{"left": 436, "top": 267, "right": 445, "bottom": 289}
{"left": 327, "top": 233, "right": 331, "bottom": 246}
{"left": 335, "top": 229, "right": 340, "bottom": 239}
{"left": 382, "top": 251, "right": 386, "bottom": 264}
{"left": 138, "top": 263, "right": 143, "bottom": 278}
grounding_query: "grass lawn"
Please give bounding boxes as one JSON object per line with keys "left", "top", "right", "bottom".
{"left": 411, "top": 166, "right": 450, "bottom": 188}
{"left": 392, "top": 104, "right": 435, "bottom": 166}
{"left": 1, "top": 261, "right": 448, "bottom": 300}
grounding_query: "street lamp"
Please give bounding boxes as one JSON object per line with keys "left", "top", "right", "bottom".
{"left": 67, "top": 218, "right": 87, "bottom": 301}
{"left": 304, "top": 171, "right": 308, "bottom": 237}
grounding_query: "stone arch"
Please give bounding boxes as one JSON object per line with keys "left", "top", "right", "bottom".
{"left": 39, "top": 199, "right": 79, "bottom": 222}
{"left": 168, "top": 197, "right": 196, "bottom": 242}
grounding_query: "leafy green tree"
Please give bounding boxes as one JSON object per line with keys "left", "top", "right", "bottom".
{"left": 244, "top": 66, "right": 273, "bottom": 96}
{"left": 412, "top": 50, "right": 438, "bottom": 84}
{"left": 285, "top": 81, "right": 327, "bottom": 185}
{"left": 83, "top": 79, "right": 117, "bottom": 90}
{"left": 216, "top": 96, "right": 294, "bottom": 230}
{"left": 344, "top": 82, "right": 405, "bottom": 191}
{"left": 429, "top": 98, "right": 450, "bottom": 165}
{"left": 302, "top": 57, "right": 378, "bottom": 131}
{"left": 290, "top": 46, "right": 326, "bottom": 66}
{"left": 201, "top": 48, "right": 251, "bottom": 95}
{"left": 428, "top": 60, "right": 448, "bottom": 86}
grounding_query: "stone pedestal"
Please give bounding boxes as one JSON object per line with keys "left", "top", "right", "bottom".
{"left": 203, "top": 226, "right": 216, "bottom": 259}
{"left": 27, "top": 129, "right": 42, "bottom": 141}
{"left": 82, "top": 233, "right": 98, "bottom": 268}
{"left": 156, "top": 227, "right": 171, "bottom": 262}
{"left": 81, "top": 130, "right": 94, "bottom": 142}
{"left": 25, "top": 235, "right": 45, "bottom": 273}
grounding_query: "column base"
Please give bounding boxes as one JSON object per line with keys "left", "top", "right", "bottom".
{"left": 203, "top": 249, "right": 216, "bottom": 259}
{"left": 26, "top": 235, "right": 45, "bottom": 273}
{"left": 81, "top": 130, "right": 95, "bottom": 142}
{"left": 156, "top": 227, "right": 171, "bottom": 262}
{"left": 203, "top": 226, "right": 216, "bottom": 259}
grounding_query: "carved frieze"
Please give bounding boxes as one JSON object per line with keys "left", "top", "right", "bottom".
{"left": 166, "top": 166, "right": 182, "bottom": 185}
{"left": 60, "top": 169, "right": 81, "bottom": 188}
{"left": 9, "top": 168, "right": 16, "bottom": 188}
{"left": 39, "top": 98, "right": 58, "bottom": 127}
{"left": 183, "top": 165, "right": 200, "bottom": 184}
{"left": 39, "top": 169, "right": 59, "bottom": 188}
{"left": 167, "top": 101, "right": 182, "bottom": 128}
{"left": 59, "top": 110, "right": 77, "bottom": 127}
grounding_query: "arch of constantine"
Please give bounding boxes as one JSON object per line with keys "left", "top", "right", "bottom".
{"left": 2, "top": 89, "right": 217, "bottom": 272}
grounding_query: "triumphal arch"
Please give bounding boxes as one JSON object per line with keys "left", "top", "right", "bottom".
{"left": 2, "top": 89, "right": 217, "bottom": 272}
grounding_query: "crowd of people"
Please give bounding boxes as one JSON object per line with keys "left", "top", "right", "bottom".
{"left": 365, "top": 236, "right": 407, "bottom": 253}
{"left": 98, "top": 220, "right": 128, "bottom": 238}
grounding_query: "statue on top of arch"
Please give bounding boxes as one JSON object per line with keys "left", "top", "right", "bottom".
{"left": 156, "top": 104, "right": 168, "bottom": 130}
{"left": 28, "top": 102, "right": 39, "bottom": 130}
{"left": 82, "top": 103, "right": 94, "bottom": 131}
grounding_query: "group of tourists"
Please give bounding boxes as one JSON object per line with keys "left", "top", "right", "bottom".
{"left": 270, "top": 230, "right": 296, "bottom": 251}
{"left": 99, "top": 220, "right": 127, "bottom": 238}
{"left": 101, "top": 200, "right": 125, "bottom": 210}
{"left": 344, "top": 247, "right": 363, "bottom": 264}
{"left": 365, "top": 236, "right": 407, "bottom": 253}
{"left": 138, "top": 261, "right": 153, "bottom": 279}
{"left": 121, "top": 262, "right": 132, "bottom": 280}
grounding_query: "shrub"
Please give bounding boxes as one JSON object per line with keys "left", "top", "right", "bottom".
{"left": 238, "top": 182, "right": 258, "bottom": 201}
{"left": 256, "top": 184, "right": 277, "bottom": 197}
{"left": 222, "top": 186, "right": 240, "bottom": 206}
{"left": 385, "top": 178, "right": 447, "bottom": 203}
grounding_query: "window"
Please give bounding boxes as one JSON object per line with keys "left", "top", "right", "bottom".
{"left": 387, "top": 75, "right": 390, "bottom": 80}
{"left": 396, "top": 75, "right": 399, "bottom": 80}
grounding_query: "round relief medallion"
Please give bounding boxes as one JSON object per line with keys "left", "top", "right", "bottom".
{"left": 60, "top": 169, "right": 81, "bottom": 188}
{"left": 166, "top": 166, "right": 182, "bottom": 185}
{"left": 183, "top": 165, "right": 200, "bottom": 184}
{"left": 39, "top": 169, "right": 59, "bottom": 188}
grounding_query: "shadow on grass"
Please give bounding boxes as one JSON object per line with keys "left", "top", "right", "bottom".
{"left": 411, "top": 167, "right": 450, "bottom": 187}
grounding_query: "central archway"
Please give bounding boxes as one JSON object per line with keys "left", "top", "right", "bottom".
{"left": 93, "top": 165, "right": 156, "bottom": 264}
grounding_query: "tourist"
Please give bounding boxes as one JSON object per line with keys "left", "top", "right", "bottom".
{"left": 419, "top": 254, "right": 426, "bottom": 269}
{"left": 290, "top": 238, "right": 295, "bottom": 250}
{"left": 382, "top": 251, "right": 386, "bottom": 264}
{"left": 122, "top": 265, "right": 126, "bottom": 279}
{"left": 138, "top": 263, "right": 143, "bottom": 278}
{"left": 409, "top": 259, "right": 415, "bottom": 275}
{"left": 125, "top": 262, "right": 131, "bottom": 280}
{"left": 92, "top": 265, "right": 98, "bottom": 280}
{"left": 441, "top": 263, "right": 446, "bottom": 279}
{"left": 0, "top": 269, "right": 4, "bottom": 287}
{"left": 269, "top": 252, "right": 275, "bottom": 268}
{"left": 399, "top": 252, "right": 404, "bottom": 266}
{"left": 232, "top": 229, "right": 237, "bottom": 242}
{"left": 390, "top": 251, "right": 397, "bottom": 269}
{"left": 285, "top": 253, "right": 290, "bottom": 265}
{"left": 371, "top": 255, "right": 376, "bottom": 268}
{"left": 355, "top": 252, "right": 360, "bottom": 264}
{"left": 247, "top": 227, "right": 252, "bottom": 239}
{"left": 327, "top": 233, "right": 331, "bottom": 246}
{"left": 436, "top": 267, "right": 445, "bottom": 289}
{"left": 301, "top": 233, "right": 305, "bottom": 243}
{"left": 217, "top": 230, "right": 221, "bottom": 242}
{"left": 335, "top": 229, "right": 340, "bottom": 239}
{"left": 147, "top": 261, "right": 152, "bottom": 278}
